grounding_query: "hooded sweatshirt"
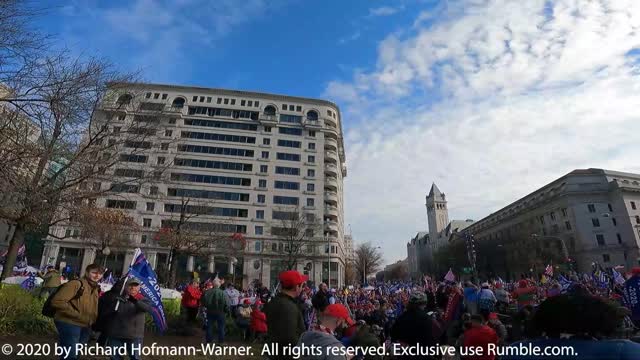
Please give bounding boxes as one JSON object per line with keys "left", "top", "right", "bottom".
{"left": 298, "top": 330, "right": 347, "bottom": 360}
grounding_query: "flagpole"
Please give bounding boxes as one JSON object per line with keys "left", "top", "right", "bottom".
{"left": 115, "top": 248, "right": 140, "bottom": 311}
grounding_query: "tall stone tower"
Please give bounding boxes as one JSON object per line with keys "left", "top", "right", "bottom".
{"left": 426, "top": 183, "right": 449, "bottom": 239}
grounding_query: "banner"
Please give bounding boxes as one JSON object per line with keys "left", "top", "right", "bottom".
{"left": 623, "top": 276, "right": 640, "bottom": 321}
{"left": 127, "top": 248, "right": 167, "bottom": 333}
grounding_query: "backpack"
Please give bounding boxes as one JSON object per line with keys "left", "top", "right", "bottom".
{"left": 42, "top": 280, "right": 84, "bottom": 318}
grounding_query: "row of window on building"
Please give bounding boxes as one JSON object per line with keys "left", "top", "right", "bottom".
{"left": 105, "top": 195, "right": 320, "bottom": 210}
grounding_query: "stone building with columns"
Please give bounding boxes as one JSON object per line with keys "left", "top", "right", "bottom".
{"left": 40, "top": 83, "right": 348, "bottom": 289}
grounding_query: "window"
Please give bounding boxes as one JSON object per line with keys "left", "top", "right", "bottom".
{"left": 632, "top": 201, "right": 637, "bottom": 210}
{"left": 248, "top": 101, "right": 253, "bottom": 107}
{"left": 592, "top": 218, "right": 600, "bottom": 227}
{"left": 174, "top": 158, "right": 253, "bottom": 172}
{"left": 167, "top": 188, "right": 249, "bottom": 202}
{"left": 260, "top": 165, "right": 268, "bottom": 173}
{"left": 161, "top": 143, "right": 169, "bottom": 150}
{"left": 146, "top": 202, "right": 155, "bottom": 211}
{"left": 636, "top": 216, "right": 640, "bottom": 224}
{"left": 256, "top": 210, "right": 264, "bottom": 219}
{"left": 207, "top": 97, "right": 212, "bottom": 103}
{"left": 279, "top": 127, "right": 303, "bottom": 136}
{"left": 172, "top": 173, "right": 252, "bottom": 186}
{"left": 261, "top": 151, "right": 269, "bottom": 159}
{"left": 307, "top": 110, "right": 318, "bottom": 121}
{"left": 150, "top": 186, "right": 158, "bottom": 195}
{"left": 193, "top": 96, "right": 198, "bottom": 101}
{"left": 224, "top": 98, "right": 229, "bottom": 104}
{"left": 259, "top": 179, "right": 267, "bottom": 188}
{"left": 273, "top": 196, "right": 299, "bottom": 205}
{"left": 106, "top": 200, "right": 136, "bottom": 209}
{"left": 565, "top": 221, "right": 572, "bottom": 230}
{"left": 596, "top": 234, "right": 605, "bottom": 246}
{"left": 617, "top": 233, "right": 622, "bottom": 244}
{"left": 282, "top": 104, "right": 287, "bottom": 110}
{"left": 276, "top": 166, "right": 300, "bottom": 176}
{"left": 168, "top": 118, "right": 176, "bottom": 124}
{"left": 231, "top": 99, "right": 236, "bottom": 105}
{"left": 274, "top": 181, "right": 300, "bottom": 190}
{"left": 143, "top": 219, "right": 152, "bottom": 228}
{"left": 264, "top": 126, "right": 272, "bottom": 132}
{"left": 157, "top": 157, "right": 165, "bottom": 165}
{"left": 272, "top": 243, "right": 277, "bottom": 252}
{"left": 280, "top": 114, "right": 302, "bottom": 123}
{"left": 217, "top": 98, "right": 222, "bottom": 104}
{"left": 308, "top": 143, "right": 315, "bottom": 150}
{"left": 608, "top": 203, "right": 613, "bottom": 212}
{"left": 109, "top": 183, "right": 139, "bottom": 193}
{"left": 164, "top": 204, "right": 248, "bottom": 218}
{"left": 241, "top": 100, "right": 246, "bottom": 106}
{"left": 324, "top": 244, "right": 329, "bottom": 254}
{"left": 255, "top": 101, "right": 259, "bottom": 107}
{"left": 308, "top": 155, "right": 315, "bottom": 163}
{"left": 307, "top": 198, "right": 314, "bottom": 207}
{"left": 255, "top": 226, "right": 263, "bottom": 236}
{"left": 602, "top": 254, "right": 610, "bottom": 263}
{"left": 272, "top": 211, "right": 297, "bottom": 220}
{"left": 588, "top": 204, "right": 596, "bottom": 213}
{"left": 296, "top": 106, "right": 302, "bottom": 112}
{"left": 257, "top": 195, "right": 265, "bottom": 204}
{"left": 162, "top": 94, "right": 167, "bottom": 99}
{"left": 277, "top": 139, "right": 301, "bottom": 148}
{"left": 164, "top": 130, "right": 173, "bottom": 137}
{"left": 177, "top": 144, "right": 255, "bottom": 157}
{"left": 277, "top": 153, "right": 301, "bottom": 161}
{"left": 114, "top": 168, "right": 145, "bottom": 178}
{"left": 263, "top": 138, "right": 271, "bottom": 145}
{"left": 141, "top": 235, "right": 148, "bottom": 244}
{"left": 550, "top": 212, "right": 556, "bottom": 221}
{"left": 309, "top": 131, "right": 316, "bottom": 137}
{"left": 154, "top": 93, "right": 159, "bottom": 99}
{"left": 612, "top": 218, "right": 617, "bottom": 226}
{"left": 118, "top": 114, "right": 126, "bottom": 121}
{"left": 307, "top": 183, "right": 315, "bottom": 192}
{"left": 119, "top": 154, "right": 147, "bottom": 163}
{"left": 307, "top": 169, "right": 315, "bottom": 177}
{"left": 180, "top": 131, "right": 256, "bottom": 144}
{"left": 145, "top": 92, "right": 151, "bottom": 98}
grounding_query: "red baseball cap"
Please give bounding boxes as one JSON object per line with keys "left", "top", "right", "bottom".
{"left": 631, "top": 267, "right": 640, "bottom": 275}
{"left": 324, "top": 304, "right": 355, "bottom": 326}
{"left": 278, "top": 270, "right": 308, "bottom": 287}
{"left": 243, "top": 299, "right": 251, "bottom": 305}
{"left": 488, "top": 312, "right": 498, "bottom": 320}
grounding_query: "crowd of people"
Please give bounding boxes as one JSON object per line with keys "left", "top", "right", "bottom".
{"left": 36, "top": 261, "right": 640, "bottom": 360}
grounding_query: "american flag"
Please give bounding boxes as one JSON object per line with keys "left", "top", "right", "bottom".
{"left": 544, "top": 264, "right": 554, "bottom": 277}
{"left": 558, "top": 275, "right": 572, "bottom": 292}
{"left": 444, "top": 269, "right": 455, "bottom": 282}
{"left": 612, "top": 268, "right": 626, "bottom": 285}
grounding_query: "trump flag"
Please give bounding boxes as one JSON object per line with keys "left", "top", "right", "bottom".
{"left": 127, "top": 248, "right": 167, "bottom": 333}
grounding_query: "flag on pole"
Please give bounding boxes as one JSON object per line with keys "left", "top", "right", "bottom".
{"left": 612, "top": 268, "right": 626, "bottom": 285}
{"left": 127, "top": 248, "right": 167, "bottom": 333}
{"left": 444, "top": 268, "right": 455, "bottom": 282}
{"left": 558, "top": 275, "right": 572, "bottom": 293}
{"left": 544, "top": 264, "right": 553, "bottom": 277}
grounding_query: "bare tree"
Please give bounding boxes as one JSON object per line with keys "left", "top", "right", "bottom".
{"left": 344, "top": 260, "right": 357, "bottom": 285}
{"left": 354, "top": 242, "right": 383, "bottom": 284}
{"left": 268, "top": 207, "right": 322, "bottom": 270}
{"left": 153, "top": 196, "right": 245, "bottom": 287}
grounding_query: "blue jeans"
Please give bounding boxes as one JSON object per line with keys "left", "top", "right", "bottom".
{"left": 107, "top": 337, "right": 142, "bottom": 360}
{"left": 205, "top": 312, "right": 225, "bottom": 343}
{"left": 54, "top": 320, "right": 91, "bottom": 360}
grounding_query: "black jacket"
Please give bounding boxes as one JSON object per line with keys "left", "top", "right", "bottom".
{"left": 265, "top": 292, "right": 306, "bottom": 346}
{"left": 391, "top": 307, "right": 436, "bottom": 347}
{"left": 96, "top": 282, "right": 153, "bottom": 339}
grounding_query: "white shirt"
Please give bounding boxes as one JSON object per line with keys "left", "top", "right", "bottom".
{"left": 225, "top": 288, "right": 240, "bottom": 306}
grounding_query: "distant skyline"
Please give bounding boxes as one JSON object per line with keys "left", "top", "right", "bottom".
{"left": 35, "top": 0, "right": 640, "bottom": 264}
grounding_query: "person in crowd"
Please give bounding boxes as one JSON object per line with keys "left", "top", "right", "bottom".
{"left": 493, "top": 283, "right": 510, "bottom": 313}
{"left": 477, "top": 282, "right": 497, "bottom": 318}
{"left": 97, "top": 277, "right": 152, "bottom": 360}
{"left": 512, "top": 279, "right": 537, "bottom": 310}
{"left": 225, "top": 284, "right": 241, "bottom": 317}
{"left": 181, "top": 278, "right": 202, "bottom": 323}
{"left": 463, "top": 281, "right": 479, "bottom": 315}
{"left": 390, "top": 292, "right": 437, "bottom": 359}
{"left": 50, "top": 263, "right": 103, "bottom": 360}
{"left": 313, "top": 283, "right": 331, "bottom": 312}
{"left": 462, "top": 314, "right": 499, "bottom": 360}
{"left": 38, "top": 265, "right": 61, "bottom": 298}
{"left": 298, "top": 303, "right": 354, "bottom": 360}
{"left": 502, "top": 292, "right": 640, "bottom": 360}
{"left": 250, "top": 299, "right": 268, "bottom": 342}
{"left": 546, "top": 282, "right": 562, "bottom": 298}
{"left": 202, "top": 278, "right": 229, "bottom": 344}
{"left": 486, "top": 312, "right": 507, "bottom": 345}
{"left": 265, "top": 270, "right": 308, "bottom": 359}
{"left": 236, "top": 298, "right": 253, "bottom": 340}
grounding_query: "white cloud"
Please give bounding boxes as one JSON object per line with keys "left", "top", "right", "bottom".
{"left": 327, "top": 0, "right": 640, "bottom": 264}
{"left": 338, "top": 31, "right": 361, "bottom": 45}
{"left": 369, "top": 6, "right": 403, "bottom": 17}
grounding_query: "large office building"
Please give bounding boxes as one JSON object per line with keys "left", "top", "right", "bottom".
{"left": 460, "top": 169, "right": 640, "bottom": 276}
{"left": 40, "top": 83, "right": 347, "bottom": 288}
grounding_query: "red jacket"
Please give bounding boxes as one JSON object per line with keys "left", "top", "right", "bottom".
{"left": 181, "top": 285, "right": 202, "bottom": 309}
{"left": 463, "top": 324, "right": 499, "bottom": 360}
{"left": 250, "top": 309, "right": 267, "bottom": 333}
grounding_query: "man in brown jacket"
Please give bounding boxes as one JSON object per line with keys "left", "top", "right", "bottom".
{"left": 51, "top": 263, "right": 103, "bottom": 360}
{"left": 38, "top": 265, "right": 61, "bottom": 298}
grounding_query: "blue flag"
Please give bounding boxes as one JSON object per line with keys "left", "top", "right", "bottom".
{"left": 623, "top": 276, "right": 640, "bottom": 321}
{"left": 127, "top": 248, "right": 167, "bottom": 333}
{"left": 21, "top": 273, "right": 36, "bottom": 290}
{"left": 558, "top": 275, "right": 572, "bottom": 293}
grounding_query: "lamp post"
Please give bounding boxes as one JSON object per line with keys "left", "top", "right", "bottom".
{"left": 102, "top": 246, "right": 111, "bottom": 268}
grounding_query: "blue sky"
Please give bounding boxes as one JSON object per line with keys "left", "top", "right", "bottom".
{"left": 34, "top": 0, "right": 640, "bottom": 265}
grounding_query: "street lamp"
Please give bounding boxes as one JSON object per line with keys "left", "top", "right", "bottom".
{"left": 102, "top": 246, "right": 111, "bottom": 268}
